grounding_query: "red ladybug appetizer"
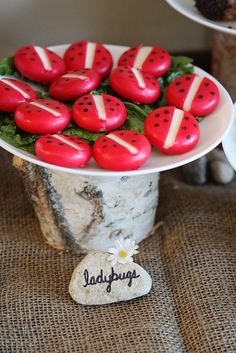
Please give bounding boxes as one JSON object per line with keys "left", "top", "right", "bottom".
{"left": 166, "top": 74, "right": 220, "bottom": 117}
{"left": 144, "top": 106, "right": 200, "bottom": 154}
{"left": 63, "top": 40, "right": 113, "bottom": 78}
{"left": 14, "top": 98, "right": 71, "bottom": 134}
{"left": 109, "top": 66, "right": 161, "bottom": 104}
{"left": 0, "top": 77, "right": 36, "bottom": 112}
{"left": 118, "top": 44, "right": 171, "bottom": 77}
{"left": 93, "top": 130, "right": 151, "bottom": 171}
{"left": 49, "top": 68, "right": 101, "bottom": 101}
{"left": 72, "top": 94, "right": 127, "bottom": 132}
{"left": 14, "top": 45, "right": 65, "bottom": 85}
{"left": 35, "top": 134, "right": 92, "bottom": 168}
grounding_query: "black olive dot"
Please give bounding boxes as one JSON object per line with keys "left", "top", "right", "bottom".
{"left": 182, "top": 126, "right": 187, "bottom": 130}
{"left": 4, "top": 87, "right": 10, "bottom": 91}
{"left": 87, "top": 102, "right": 92, "bottom": 105}
{"left": 110, "top": 108, "right": 114, "bottom": 111}
{"left": 96, "top": 62, "right": 101, "bottom": 65}
{"left": 56, "top": 106, "right": 60, "bottom": 109}
{"left": 123, "top": 58, "right": 127, "bottom": 62}
{"left": 77, "top": 43, "right": 82, "bottom": 47}
{"left": 184, "top": 116, "right": 189, "bottom": 120}
{"left": 186, "top": 135, "right": 191, "bottom": 140}
{"left": 119, "top": 132, "right": 124, "bottom": 136}
{"left": 163, "top": 119, "right": 169, "bottom": 123}
{"left": 83, "top": 108, "right": 88, "bottom": 112}
{"left": 102, "top": 57, "right": 107, "bottom": 61}
{"left": 45, "top": 103, "right": 50, "bottom": 105}
{"left": 185, "top": 77, "right": 191, "bottom": 81}
{"left": 146, "top": 77, "right": 150, "bottom": 80}
{"left": 52, "top": 60, "right": 57, "bottom": 63}
{"left": 205, "top": 82, "right": 209, "bottom": 87}
{"left": 175, "top": 82, "right": 181, "bottom": 86}
{"left": 130, "top": 54, "right": 134, "bottom": 58}
{"left": 198, "top": 95, "right": 203, "bottom": 99}
{"left": 102, "top": 139, "right": 107, "bottom": 142}
{"left": 96, "top": 49, "right": 101, "bottom": 53}
{"left": 25, "top": 47, "right": 30, "bottom": 50}
{"left": 119, "top": 69, "right": 124, "bottom": 73}
{"left": 65, "top": 79, "right": 70, "bottom": 82}
{"left": 164, "top": 110, "right": 169, "bottom": 114}
{"left": 154, "top": 123, "right": 159, "bottom": 127}
{"left": 70, "top": 137, "right": 75, "bottom": 140}
{"left": 37, "top": 110, "right": 42, "bottom": 112}
{"left": 155, "top": 113, "right": 160, "bottom": 117}
{"left": 113, "top": 144, "right": 117, "bottom": 147}
{"left": 116, "top": 103, "right": 120, "bottom": 106}
{"left": 21, "top": 53, "right": 26, "bottom": 56}
{"left": 180, "top": 89, "right": 185, "bottom": 92}
{"left": 70, "top": 47, "right": 75, "bottom": 50}
{"left": 83, "top": 96, "right": 88, "bottom": 100}
{"left": 211, "top": 91, "right": 215, "bottom": 95}
{"left": 27, "top": 110, "right": 32, "bottom": 113}
{"left": 134, "top": 133, "right": 138, "bottom": 136}
{"left": 129, "top": 75, "right": 134, "bottom": 78}
{"left": 47, "top": 140, "right": 52, "bottom": 143}
{"left": 131, "top": 139, "right": 136, "bottom": 143}
{"left": 152, "top": 51, "right": 156, "bottom": 55}
{"left": 70, "top": 57, "right": 75, "bottom": 61}
{"left": 194, "top": 123, "right": 197, "bottom": 128}
{"left": 79, "top": 102, "right": 83, "bottom": 105}
{"left": 106, "top": 98, "right": 111, "bottom": 102}
{"left": 149, "top": 59, "right": 154, "bottom": 63}
{"left": 59, "top": 142, "right": 64, "bottom": 145}
{"left": 25, "top": 105, "right": 29, "bottom": 108}
{"left": 26, "top": 88, "right": 30, "bottom": 92}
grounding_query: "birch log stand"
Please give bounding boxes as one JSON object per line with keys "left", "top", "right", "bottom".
{"left": 13, "top": 156, "right": 160, "bottom": 253}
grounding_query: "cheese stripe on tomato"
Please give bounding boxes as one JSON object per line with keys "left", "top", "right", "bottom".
{"left": 61, "top": 74, "right": 88, "bottom": 80}
{"left": 183, "top": 76, "right": 204, "bottom": 111}
{"left": 1, "top": 78, "right": 30, "bottom": 99}
{"left": 85, "top": 42, "right": 96, "bottom": 69}
{"left": 133, "top": 46, "right": 153, "bottom": 70}
{"left": 29, "top": 101, "right": 61, "bottom": 117}
{"left": 163, "top": 109, "right": 184, "bottom": 149}
{"left": 93, "top": 95, "right": 107, "bottom": 121}
{"left": 131, "top": 68, "right": 146, "bottom": 89}
{"left": 34, "top": 46, "right": 52, "bottom": 71}
{"left": 107, "top": 133, "right": 138, "bottom": 154}
{"left": 52, "top": 134, "right": 83, "bottom": 151}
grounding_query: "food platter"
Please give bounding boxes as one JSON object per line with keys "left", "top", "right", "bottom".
{"left": 165, "top": 0, "right": 236, "bottom": 35}
{"left": 0, "top": 44, "right": 234, "bottom": 176}
{"left": 222, "top": 103, "right": 236, "bottom": 170}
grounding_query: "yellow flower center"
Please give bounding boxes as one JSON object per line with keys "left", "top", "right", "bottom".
{"left": 118, "top": 250, "right": 128, "bottom": 259}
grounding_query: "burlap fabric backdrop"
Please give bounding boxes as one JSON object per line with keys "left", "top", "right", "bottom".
{"left": 1, "top": 148, "right": 236, "bottom": 353}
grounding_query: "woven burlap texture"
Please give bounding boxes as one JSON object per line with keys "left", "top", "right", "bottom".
{"left": 1, "top": 149, "right": 236, "bottom": 353}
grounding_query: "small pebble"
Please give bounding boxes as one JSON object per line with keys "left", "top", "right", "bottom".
{"left": 208, "top": 149, "right": 235, "bottom": 184}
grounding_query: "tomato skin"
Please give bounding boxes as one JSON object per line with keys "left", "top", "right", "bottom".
{"left": 14, "top": 99, "right": 71, "bottom": 134}
{"left": 14, "top": 45, "right": 65, "bottom": 85}
{"left": 72, "top": 94, "right": 127, "bottom": 133}
{"left": 35, "top": 134, "right": 92, "bottom": 168}
{"left": 109, "top": 66, "right": 161, "bottom": 104}
{"left": 49, "top": 69, "right": 101, "bottom": 101}
{"left": 93, "top": 130, "right": 152, "bottom": 171}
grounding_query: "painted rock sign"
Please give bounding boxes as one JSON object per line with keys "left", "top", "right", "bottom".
{"left": 0, "top": 77, "right": 36, "bottom": 112}
{"left": 14, "top": 45, "right": 65, "bottom": 85}
{"left": 109, "top": 66, "right": 161, "bottom": 104}
{"left": 35, "top": 133, "right": 92, "bottom": 168}
{"left": 93, "top": 130, "right": 152, "bottom": 171}
{"left": 166, "top": 74, "right": 220, "bottom": 117}
{"left": 14, "top": 98, "right": 71, "bottom": 134}
{"left": 69, "top": 252, "right": 152, "bottom": 305}
{"left": 144, "top": 106, "right": 200, "bottom": 154}
{"left": 118, "top": 44, "right": 171, "bottom": 77}
{"left": 72, "top": 93, "right": 127, "bottom": 132}
{"left": 63, "top": 40, "right": 113, "bottom": 78}
{"left": 49, "top": 68, "right": 101, "bottom": 101}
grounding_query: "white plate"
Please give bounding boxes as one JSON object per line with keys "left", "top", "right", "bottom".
{"left": 222, "top": 103, "right": 236, "bottom": 170}
{"left": 165, "top": 0, "right": 236, "bottom": 35}
{"left": 0, "top": 44, "right": 234, "bottom": 176}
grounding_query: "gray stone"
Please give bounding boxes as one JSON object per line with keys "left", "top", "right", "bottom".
{"left": 69, "top": 252, "right": 152, "bottom": 305}
{"left": 208, "top": 149, "right": 235, "bottom": 184}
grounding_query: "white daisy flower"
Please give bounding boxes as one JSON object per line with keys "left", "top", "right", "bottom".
{"left": 108, "top": 238, "right": 139, "bottom": 266}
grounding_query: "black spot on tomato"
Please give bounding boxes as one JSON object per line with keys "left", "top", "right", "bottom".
{"left": 164, "top": 110, "right": 169, "bottom": 114}
{"left": 185, "top": 77, "right": 191, "bottom": 81}
{"left": 106, "top": 98, "right": 111, "bottom": 102}
{"left": 37, "top": 110, "right": 42, "bottom": 112}
{"left": 155, "top": 113, "right": 160, "bottom": 117}
{"left": 96, "top": 62, "right": 101, "bottom": 65}
{"left": 175, "top": 82, "right": 180, "bottom": 86}
{"left": 79, "top": 102, "right": 83, "bottom": 105}
{"left": 83, "top": 108, "right": 88, "bottom": 112}
{"left": 116, "top": 103, "right": 120, "bottom": 106}
{"left": 182, "top": 126, "right": 187, "bottom": 130}
{"left": 112, "top": 144, "right": 117, "bottom": 147}
{"left": 70, "top": 57, "right": 75, "bottom": 61}
{"left": 59, "top": 142, "right": 64, "bottom": 145}
{"left": 52, "top": 60, "right": 57, "bottom": 63}
{"left": 154, "top": 123, "right": 159, "bottom": 127}
{"left": 180, "top": 89, "right": 185, "bottom": 92}
{"left": 131, "top": 139, "right": 136, "bottom": 143}
{"left": 186, "top": 135, "right": 191, "bottom": 140}
{"left": 184, "top": 116, "right": 189, "bottom": 120}
{"left": 211, "top": 92, "right": 215, "bottom": 95}
{"left": 163, "top": 119, "right": 169, "bottom": 123}
{"left": 47, "top": 140, "right": 52, "bottom": 143}
{"left": 4, "top": 87, "right": 10, "bottom": 91}
{"left": 87, "top": 102, "right": 92, "bottom": 105}
{"left": 149, "top": 59, "right": 154, "bottom": 62}
{"left": 198, "top": 95, "right": 203, "bottom": 99}
{"left": 110, "top": 108, "right": 114, "bottom": 111}
{"left": 205, "top": 82, "right": 209, "bottom": 87}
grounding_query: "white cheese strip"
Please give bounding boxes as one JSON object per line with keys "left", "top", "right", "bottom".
{"left": 62, "top": 74, "right": 88, "bottom": 80}
{"left": 133, "top": 46, "right": 153, "bottom": 70}
{"left": 163, "top": 109, "right": 184, "bottom": 149}
{"left": 29, "top": 102, "right": 61, "bottom": 117}
{"left": 85, "top": 42, "right": 96, "bottom": 68}
{"left": 1, "top": 78, "right": 30, "bottom": 99}
{"left": 183, "top": 76, "right": 203, "bottom": 111}
{"left": 34, "top": 46, "right": 52, "bottom": 71}
{"left": 131, "top": 68, "right": 146, "bottom": 89}
{"left": 52, "top": 134, "right": 82, "bottom": 151}
{"left": 93, "top": 95, "right": 107, "bottom": 121}
{"left": 107, "top": 133, "right": 138, "bottom": 155}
